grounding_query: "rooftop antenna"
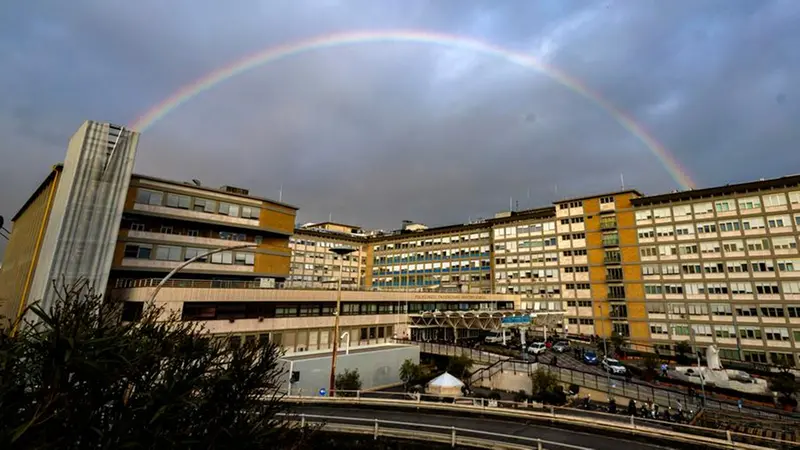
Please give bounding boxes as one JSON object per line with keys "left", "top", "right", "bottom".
{"left": 509, "top": 196, "right": 513, "bottom": 211}
{"left": 620, "top": 173, "right": 625, "bottom": 190}
{"left": 329, "top": 212, "right": 332, "bottom": 222}
{"left": 279, "top": 183, "right": 283, "bottom": 202}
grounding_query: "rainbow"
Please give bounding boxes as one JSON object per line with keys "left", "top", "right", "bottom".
{"left": 130, "top": 29, "right": 696, "bottom": 190}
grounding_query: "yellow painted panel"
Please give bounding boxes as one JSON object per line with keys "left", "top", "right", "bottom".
{"left": 623, "top": 265, "right": 642, "bottom": 281}
{"left": 629, "top": 321, "right": 650, "bottom": 342}
{"left": 588, "top": 249, "right": 604, "bottom": 265}
{"left": 595, "top": 318, "right": 612, "bottom": 338}
{"left": 591, "top": 284, "right": 607, "bottom": 299}
{"left": 255, "top": 253, "right": 290, "bottom": 276}
{"left": 112, "top": 242, "right": 126, "bottom": 266}
{"left": 618, "top": 228, "right": 638, "bottom": 246}
{"left": 616, "top": 210, "right": 636, "bottom": 228}
{"left": 589, "top": 266, "right": 606, "bottom": 283}
{"left": 364, "top": 244, "right": 374, "bottom": 287}
{"left": 584, "top": 214, "right": 600, "bottom": 233}
{"left": 259, "top": 236, "right": 290, "bottom": 252}
{"left": 620, "top": 246, "right": 640, "bottom": 262}
{"left": 585, "top": 231, "right": 602, "bottom": 247}
{"left": 626, "top": 283, "right": 644, "bottom": 300}
{"left": 614, "top": 193, "right": 635, "bottom": 209}
{"left": 260, "top": 208, "right": 295, "bottom": 234}
{"left": 583, "top": 198, "right": 600, "bottom": 215}
{"left": 626, "top": 301, "right": 648, "bottom": 320}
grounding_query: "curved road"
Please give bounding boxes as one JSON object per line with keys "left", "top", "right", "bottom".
{"left": 293, "top": 405, "right": 678, "bottom": 450}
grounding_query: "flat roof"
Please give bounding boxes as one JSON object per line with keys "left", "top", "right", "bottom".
{"left": 554, "top": 189, "right": 644, "bottom": 204}
{"left": 132, "top": 172, "right": 299, "bottom": 211}
{"left": 280, "top": 344, "right": 413, "bottom": 361}
{"left": 293, "top": 227, "right": 367, "bottom": 243}
{"left": 631, "top": 174, "right": 800, "bottom": 206}
{"left": 307, "top": 221, "right": 362, "bottom": 230}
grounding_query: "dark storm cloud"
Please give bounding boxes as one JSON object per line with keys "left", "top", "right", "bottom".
{"left": 1, "top": 0, "right": 799, "bottom": 256}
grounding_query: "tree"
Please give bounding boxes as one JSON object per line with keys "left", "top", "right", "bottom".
{"left": 446, "top": 355, "right": 473, "bottom": 380}
{"left": 769, "top": 372, "right": 799, "bottom": 405}
{"left": 0, "top": 280, "right": 306, "bottom": 450}
{"left": 642, "top": 354, "right": 660, "bottom": 381}
{"left": 335, "top": 369, "right": 362, "bottom": 395}
{"left": 675, "top": 341, "right": 692, "bottom": 365}
{"left": 529, "top": 368, "right": 559, "bottom": 396}
{"left": 399, "top": 359, "right": 423, "bottom": 390}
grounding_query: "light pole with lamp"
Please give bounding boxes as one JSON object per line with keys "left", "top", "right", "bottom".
{"left": 688, "top": 327, "right": 707, "bottom": 405}
{"left": 328, "top": 246, "right": 356, "bottom": 397}
{"left": 598, "top": 308, "right": 613, "bottom": 399}
{"left": 148, "top": 243, "right": 259, "bottom": 303}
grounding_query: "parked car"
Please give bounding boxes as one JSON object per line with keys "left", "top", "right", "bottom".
{"left": 583, "top": 351, "right": 599, "bottom": 365}
{"left": 552, "top": 341, "right": 570, "bottom": 353}
{"left": 601, "top": 357, "right": 627, "bottom": 375}
{"left": 527, "top": 342, "right": 547, "bottom": 355}
{"left": 484, "top": 331, "right": 504, "bottom": 344}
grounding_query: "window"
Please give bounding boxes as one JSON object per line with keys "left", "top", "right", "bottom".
{"left": 718, "top": 221, "right": 740, "bottom": 232}
{"left": 159, "top": 225, "right": 173, "bottom": 234}
{"left": 782, "top": 281, "right": 800, "bottom": 294}
{"left": 640, "top": 246, "right": 657, "bottom": 257}
{"left": 656, "top": 226, "right": 674, "bottom": 237}
{"left": 715, "top": 200, "right": 734, "bottom": 212}
{"left": 124, "top": 244, "right": 152, "bottom": 259}
{"left": 739, "top": 327, "right": 762, "bottom": 340}
{"left": 773, "top": 237, "right": 797, "bottom": 250}
{"left": 763, "top": 193, "right": 787, "bottom": 207}
{"left": 711, "top": 304, "right": 732, "bottom": 316}
{"left": 184, "top": 247, "right": 208, "bottom": 262}
{"left": 682, "top": 263, "right": 701, "bottom": 274}
{"left": 646, "top": 303, "right": 665, "bottom": 314}
{"left": 635, "top": 210, "right": 652, "bottom": 222}
{"left": 136, "top": 189, "right": 163, "bottom": 205}
{"left": 600, "top": 196, "right": 614, "bottom": 204}
{"left": 235, "top": 252, "right": 255, "bottom": 265}
{"left": 672, "top": 205, "right": 692, "bottom": 217}
{"left": 599, "top": 216, "right": 617, "bottom": 229}
{"left": 675, "top": 225, "right": 693, "bottom": 236}
{"left": 760, "top": 305, "right": 785, "bottom": 317}
{"left": 688, "top": 303, "right": 707, "bottom": 315}
{"left": 750, "top": 260, "right": 774, "bottom": 272}
{"left": 746, "top": 238, "right": 770, "bottom": 251}
{"left": 193, "top": 198, "right": 217, "bottom": 213}
{"left": 662, "top": 264, "right": 680, "bottom": 275}
{"left": 642, "top": 265, "right": 659, "bottom": 275}
{"left": 155, "top": 245, "right": 182, "bottom": 261}
{"left": 219, "top": 202, "right": 240, "bottom": 217}
{"left": 638, "top": 228, "right": 655, "bottom": 239}
{"left": 735, "top": 305, "right": 758, "bottom": 316}
{"left": 693, "top": 202, "right": 713, "bottom": 215}
{"left": 241, "top": 206, "right": 260, "bottom": 219}
{"left": 130, "top": 223, "right": 145, "bottom": 231}
{"left": 166, "top": 193, "right": 191, "bottom": 209}
{"left": 778, "top": 259, "right": 798, "bottom": 272}
{"left": 722, "top": 240, "right": 743, "bottom": 253}
{"left": 730, "top": 282, "right": 753, "bottom": 294}
{"left": 714, "top": 325, "right": 735, "bottom": 338}
{"left": 211, "top": 251, "right": 234, "bottom": 265}
{"left": 645, "top": 285, "right": 662, "bottom": 294}
{"left": 765, "top": 328, "right": 790, "bottom": 341}
{"left": 696, "top": 223, "right": 717, "bottom": 234}
{"left": 653, "top": 208, "right": 671, "bottom": 219}
{"left": 679, "top": 244, "right": 698, "bottom": 255}
{"left": 738, "top": 197, "right": 761, "bottom": 210}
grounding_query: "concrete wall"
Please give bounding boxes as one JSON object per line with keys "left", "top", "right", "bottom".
{"left": 280, "top": 345, "right": 419, "bottom": 396}
{"left": 27, "top": 121, "right": 138, "bottom": 316}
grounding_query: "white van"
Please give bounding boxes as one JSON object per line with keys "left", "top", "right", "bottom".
{"left": 484, "top": 331, "right": 504, "bottom": 344}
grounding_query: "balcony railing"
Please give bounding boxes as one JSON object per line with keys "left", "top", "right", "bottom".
{"left": 112, "top": 278, "right": 466, "bottom": 293}
{"left": 602, "top": 239, "right": 620, "bottom": 247}
{"left": 599, "top": 221, "right": 617, "bottom": 231}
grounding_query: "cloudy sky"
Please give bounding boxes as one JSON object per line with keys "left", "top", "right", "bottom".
{"left": 1, "top": 0, "right": 798, "bottom": 255}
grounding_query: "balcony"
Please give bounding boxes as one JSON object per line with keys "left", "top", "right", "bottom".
{"left": 603, "top": 256, "right": 621, "bottom": 264}
{"left": 602, "top": 239, "right": 620, "bottom": 248}
{"left": 606, "top": 273, "right": 623, "bottom": 281}
{"left": 599, "top": 221, "right": 617, "bottom": 231}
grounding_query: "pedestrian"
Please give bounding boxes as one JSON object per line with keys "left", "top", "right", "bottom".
{"left": 773, "top": 391, "right": 779, "bottom": 408}
{"left": 737, "top": 398, "right": 743, "bottom": 412}
{"left": 660, "top": 363, "right": 668, "bottom": 378}
{"left": 628, "top": 399, "right": 636, "bottom": 416}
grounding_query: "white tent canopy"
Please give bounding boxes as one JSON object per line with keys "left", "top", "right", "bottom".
{"left": 426, "top": 372, "right": 465, "bottom": 397}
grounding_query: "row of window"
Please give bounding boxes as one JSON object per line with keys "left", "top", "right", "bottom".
{"left": 373, "top": 232, "right": 491, "bottom": 251}
{"left": 645, "top": 302, "right": 800, "bottom": 318}
{"left": 642, "top": 259, "right": 799, "bottom": 276}
{"left": 639, "top": 237, "right": 797, "bottom": 258}
{"left": 647, "top": 323, "right": 800, "bottom": 343}
{"left": 136, "top": 188, "right": 261, "bottom": 219}
{"left": 129, "top": 223, "right": 264, "bottom": 244}
{"left": 375, "top": 248, "right": 491, "bottom": 264}
{"left": 635, "top": 193, "right": 800, "bottom": 222}
{"left": 644, "top": 281, "right": 800, "bottom": 296}
{"left": 124, "top": 243, "right": 255, "bottom": 266}
{"left": 638, "top": 215, "right": 800, "bottom": 240}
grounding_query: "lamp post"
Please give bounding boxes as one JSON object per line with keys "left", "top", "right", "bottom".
{"left": 598, "top": 312, "right": 613, "bottom": 399}
{"left": 689, "top": 327, "right": 707, "bottom": 405}
{"left": 328, "top": 246, "right": 356, "bottom": 396}
{"left": 148, "top": 243, "right": 258, "bottom": 303}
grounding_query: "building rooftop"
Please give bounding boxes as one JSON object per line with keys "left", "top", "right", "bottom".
{"left": 632, "top": 173, "right": 800, "bottom": 206}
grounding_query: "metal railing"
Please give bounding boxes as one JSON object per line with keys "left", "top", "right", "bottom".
{"left": 284, "top": 412, "right": 591, "bottom": 449}
{"left": 283, "top": 393, "right": 792, "bottom": 448}
{"left": 408, "top": 340, "right": 796, "bottom": 421}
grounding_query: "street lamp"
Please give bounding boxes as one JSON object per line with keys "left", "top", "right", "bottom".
{"left": 688, "top": 327, "right": 707, "bottom": 405}
{"left": 328, "top": 246, "right": 356, "bottom": 396}
{"left": 598, "top": 312, "right": 613, "bottom": 399}
{"left": 148, "top": 243, "right": 258, "bottom": 303}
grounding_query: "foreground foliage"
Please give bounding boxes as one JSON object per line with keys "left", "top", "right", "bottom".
{"left": 0, "top": 281, "right": 303, "bottom": 450}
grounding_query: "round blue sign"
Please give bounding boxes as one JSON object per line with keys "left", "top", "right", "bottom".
{"left": 319, "top": 388, "right": 327, "bottom": 397}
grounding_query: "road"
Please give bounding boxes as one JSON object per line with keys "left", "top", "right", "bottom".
{"left": 293, "top": 404, "right": 678, "bottom": 450}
